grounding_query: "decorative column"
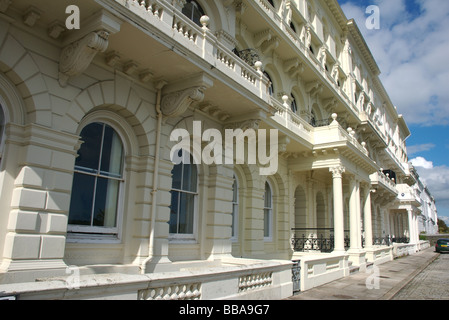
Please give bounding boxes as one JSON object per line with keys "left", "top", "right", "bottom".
{"left": 330, "top": 166, "right": 345, "bottom": 252}
{"left": 407, "top": 209, "right": 415, "bottom": 244}
{"left": 363, "top": 185, "right": 373, "bottom": 249}
{"left": 348, "top": 176, "right": 360, "bottom": 250}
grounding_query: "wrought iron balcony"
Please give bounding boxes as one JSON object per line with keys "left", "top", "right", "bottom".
{"left": 291, "top": 228, "right": 350, "bottom": 253}
{"left": 292, "top": 229, "right": 405, "bottom": 253}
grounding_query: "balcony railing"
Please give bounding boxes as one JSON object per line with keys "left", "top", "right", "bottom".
{"left": 119, "top": 0, "right": 406, "bottom": 169}
{"left": 292, "top": 229, "right": 408, "bottom": 253}
{"left": 291, "top": 228, "right": 350, "bottom": 253}
{"left": 119, "top": 0, "right": 271, "bottom": 101}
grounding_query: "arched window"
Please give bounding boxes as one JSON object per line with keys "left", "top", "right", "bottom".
{"left": 264, "top": 71, "right": 274, "bottom": 96}
{"left": 68, "top": 122, "right": 124, "bottom": 236}
{"left": 264, "top": 181, "right": 273, "bottom": 240}
{"left": 290, "top": 94, "right": 298, "bottom": 113}
{"left": 182, "top": 0, "right": 206, "bottom": 27}
{"left": 231, "top": 174, "right": 239, "bottom": 240}
{"left": 169, "top": 149, "right": 198, "bottom": 237}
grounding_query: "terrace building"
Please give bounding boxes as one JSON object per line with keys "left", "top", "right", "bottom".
{"left": 0, "top": 0, "right": 434, "bottom": 299}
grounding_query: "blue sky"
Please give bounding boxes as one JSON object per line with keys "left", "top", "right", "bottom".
{"left": 338, "top": 0, "right": 449, "bottom": 223}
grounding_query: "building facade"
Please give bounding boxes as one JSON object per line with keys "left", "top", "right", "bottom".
{"left": 0, "top": 0, "right": 435, "bottom": 299}
{"left": 413, "top": 168, "right": 438, "bottom": 235}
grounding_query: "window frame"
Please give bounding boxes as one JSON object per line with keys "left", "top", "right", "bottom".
{"left": 290, "top": 94, "right": 298, "bottom": 114}
{"left": 231, "top": 174, "right": 239, "bottom": 242}
{"left": 67, "top": 122, "right": 126, "bottom": 241}
{"left": 263, "top": 180, "right": 273, "bottom": 241}
{"left": 169, "top": 150, "right": 199, "bottom": 242}
{"left": 263, "top": 71, "right": 274, "bottom": 97}
{"left": 182, "top": 0, "right": 206, "bottom": 27}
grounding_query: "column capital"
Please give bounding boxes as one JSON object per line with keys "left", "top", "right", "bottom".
{"left": 330, "top": 166, "right": 345, "bottom": 178}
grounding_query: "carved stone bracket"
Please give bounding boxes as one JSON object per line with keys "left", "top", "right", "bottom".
{"left": 58, "top": 10, "right": 122, "bottom": 87}
{"left": 59, "top": 31, "right": 109, "bottom": 87}
{"left": 161, "top": 87, "right": 206, "bottom": 118}
{"left": 160, "top": 73, "right": 213, "bottom": 118}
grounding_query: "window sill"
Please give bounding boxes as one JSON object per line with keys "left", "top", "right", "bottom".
{"left": 168, "top": 235, "right": 198, "bottom": 244}
{"left": 66, "top": 232, "right": 121, "bottom": 244}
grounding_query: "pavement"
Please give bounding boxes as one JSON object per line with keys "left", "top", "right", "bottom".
{"left": 286, "top": 247, "right": 439, "bottom": 300}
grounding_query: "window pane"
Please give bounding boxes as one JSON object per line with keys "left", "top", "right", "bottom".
{"left": 100, "top": 125, "right": 123, "bottom": 177}
{"left": 68, "top": 173, "right": 95, "bottom": 225}
{"left": 171, "top": 162, "right": 182, "bottom": 190}
{"left": 182, "top": 1, "right": 205, "bottom": 26}
{"left": 169, "top": 190, "right": 180, "bottom": 234}
{"left": 264, "top": 182, "right": 272, "bottom": 207}
{"left": 93, "top": 177, "right": 120, "bottom": 228}
{"left": 178, "top": 192, "right": 195, "bottom": 234}
{"left": 232, "top": 177, "right": 238, "bottom": 202}
{"left": 182, "top": 163, "right": 197, "bottom": 192}
{"left": 191, "top": 7, "right": 203, "bottom": 26}
{"left": 75, "top": 123, "right": 103, "bottom": 171}
{"left": 232, "top": 203, "right": 238, "bottom": 237}
{"left": 264, "top": 209, "right": 271, "bottom": 237}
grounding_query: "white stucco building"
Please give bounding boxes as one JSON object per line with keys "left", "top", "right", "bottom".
{"left": 412, "top": 167, "right": 438, "bottom": 235}
{"left": 0, "top": 0, "right": 435, "bottom": 299}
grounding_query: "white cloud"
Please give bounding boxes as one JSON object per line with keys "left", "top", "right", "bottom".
{"left": 411, "top": 156, "right": 434, "bottom": 169}
{"left": 340, "top": 0, "right": 449, "bottom": 126}
{"left": 407, "top": 143, "right": 435, "bottom": 155}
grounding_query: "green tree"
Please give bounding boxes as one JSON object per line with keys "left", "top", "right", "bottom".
{"left": 438, "top": 219, "right": 449, "bottom": 234}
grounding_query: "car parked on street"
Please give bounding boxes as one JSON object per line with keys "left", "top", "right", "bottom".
{"left": 435, "top": 239, "right": 449, "bottom": 253}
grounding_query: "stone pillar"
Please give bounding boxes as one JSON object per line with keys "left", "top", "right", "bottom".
{"left": 244, "top": 181, "right": 265, "bottom": 256}
{"left": 306, "top": 178, "right": 315, "bottom": 237}
{"left": 204, "top": 164, "right": 234, "bottom": 260}
{"left": 414, "top": 213, "right": 420, "bottom": 244}
{"left": 407, "top": 209, "right": 416, "bottom": 244}
{"left": 330, "top": 166, "right": 345, "bottom": 252}
{"left": 363, "top": 186, "right": 373, "bottom": 249}
{"left": 348, "top": 177, "right": 360, "bottom": 250}
{"left": 347, "top": 176, "right": 366, "bottom": 270}
{"left": 0, "top": 124, "right": 80, "bottom": 282}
